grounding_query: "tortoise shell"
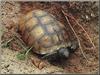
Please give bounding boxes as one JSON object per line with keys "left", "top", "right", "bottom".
{"left": 18, "top": 10, "right": 69, "bottom": 54}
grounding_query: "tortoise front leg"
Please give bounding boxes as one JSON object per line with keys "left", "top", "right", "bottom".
{"left": 30, "top": 55, "right": 48, "bottom": 69}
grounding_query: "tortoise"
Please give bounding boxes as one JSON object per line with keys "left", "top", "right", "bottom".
{"left": 17, "top": 10, "right": 78, "bottom": 63}
{"left": 2, "top": 9, "right": 79, "bottom": 68}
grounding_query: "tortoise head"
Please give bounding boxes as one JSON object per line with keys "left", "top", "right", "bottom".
{"left": 58, "top": 41, "right": 79, "bottom": 58}
{"left": 42, "top": 41, "right": 79, "bottom": 62}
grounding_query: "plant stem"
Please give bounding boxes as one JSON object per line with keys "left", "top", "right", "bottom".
{"left": 25, "top": 46, "right": 33, "bottom": 56}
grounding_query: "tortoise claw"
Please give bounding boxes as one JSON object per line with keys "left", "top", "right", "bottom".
{"left": 31, "top": 56, "right": 46, "bottom": 70}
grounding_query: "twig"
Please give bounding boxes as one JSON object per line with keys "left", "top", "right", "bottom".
{"left": 12, "top": 31, "right": 26, "bottom": 46}
{"left": 9, "top": 30, "right": 27, "bottom": 51}
{"left": 14, "top": 37, "right": 27, "bottom": 51}
{"left": 61, "top": 10, "right": 96, "bottom": 49}
{"left": 63, "top": 12, "right": 89, "bottom": 62}
{"left": 1, "top": 38, "right": 14, "bottom": 48}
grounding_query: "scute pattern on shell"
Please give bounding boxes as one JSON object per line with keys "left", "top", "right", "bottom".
{"left": 18, "top": 10, "right": 68, "bottom": 54}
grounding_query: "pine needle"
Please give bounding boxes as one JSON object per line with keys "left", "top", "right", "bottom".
{"left": 11, "top": 31, "right": 27, "bottom": 51}
{"left": 62, "top": 10, "right": 89, "bottom": 62}
{"left": 1, "top": 38, "right": 14, "bottom": 48}
{"left": 61, "top": 10, "right": 96, "bottom": 49}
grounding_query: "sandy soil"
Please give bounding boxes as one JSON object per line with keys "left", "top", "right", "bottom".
{"left": 0, "top": 1, "right": 99, "bottom": 74}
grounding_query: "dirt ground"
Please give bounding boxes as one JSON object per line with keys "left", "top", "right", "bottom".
{"left": 0, "top": 1, "right": 99, "bottom": 74}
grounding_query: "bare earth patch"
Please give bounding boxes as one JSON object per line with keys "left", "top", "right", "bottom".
{"left": 0, "top": 1, "right": 99, "bottom": 74}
